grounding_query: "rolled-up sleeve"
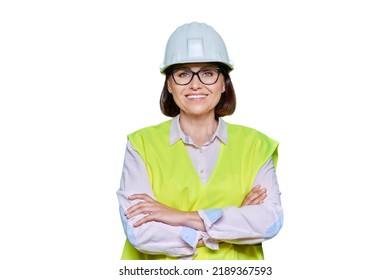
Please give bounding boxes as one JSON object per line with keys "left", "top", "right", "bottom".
{"left": 116, "top": 141, "right": 200, "bottom": 257}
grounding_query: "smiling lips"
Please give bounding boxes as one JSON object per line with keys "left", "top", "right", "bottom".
{"left": 186, "top": 94, "right": 208, "bottom": 99}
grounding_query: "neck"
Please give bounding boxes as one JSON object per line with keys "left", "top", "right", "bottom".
{"left": 179, "top": 112, "right": 218, "bottom": 146}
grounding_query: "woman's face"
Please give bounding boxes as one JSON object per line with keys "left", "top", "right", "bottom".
{"left": 167, "top": 63, "right": 225, "bottom": 118}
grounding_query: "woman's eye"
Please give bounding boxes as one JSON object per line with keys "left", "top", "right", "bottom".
{"left": 178, "top": 72, "right": 190, "bottom": 78}
{"left": 174, "top": 69, "right": 191, "bottom": 78}
{"left": 201, "top": 69, "right": 217, "bottom": 77}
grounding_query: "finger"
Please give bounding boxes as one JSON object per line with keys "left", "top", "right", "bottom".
{"left": 241, "top": 195, "right": 257, "bottom": 206}
{"left": 132, "top": 209, "right": 167, "bottom": 226}
{"left": 125, "top": 201, "right": 146, "bottom": 214}
{"left": 254, "top": 186, "right": 267, "bottom": 195}
{"left": 125, "top": 202, "right": 154, "bottom": 218}
{"left": 128, "top": 193, "right": 155, "bottom": 202}
{"left": 133, "top": 213, "right": 155, "bottom": 227}
{"left": 250, "top": 193, "right": 268, "bottom": 205}
{"left": 126, "top": 208, "right": 150, "bottom": 219}
{"left": 241, "top": 187, "right": 267, "bottom": 206}
{"left": 244, "top": 187, "right": 266, "bottom": 204}
{"left": 250, "top": 186, "right": 266, "bottom": 195}
{"left": 241, "top": 200, "right": 249, "bottom": 207}
{"left": 241, "top": 190, "right": 257, "bottom": 206}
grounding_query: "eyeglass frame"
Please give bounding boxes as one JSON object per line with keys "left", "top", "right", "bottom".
{"left": 170, "top": 66, "right": 221, "bottom": 86}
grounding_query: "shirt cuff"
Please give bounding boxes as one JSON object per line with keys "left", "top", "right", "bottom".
{"left": 200, "top": 231, "right": 219, "bottom": 250}
{"left": 181, "top": 226, "right": 200, "bottom": 249}
{"left": 198, "top": 208, "right": 223, "bottom": 229}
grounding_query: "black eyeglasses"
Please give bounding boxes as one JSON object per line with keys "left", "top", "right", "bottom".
{"left": 171, "top": 67, "right": 221, "bottom": 85}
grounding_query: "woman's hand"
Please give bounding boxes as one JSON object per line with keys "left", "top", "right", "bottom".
{"left": 125, "top": 194, "right": 185, "bottom": 227}
{"left": 241, "top": 185, "right": 267, "bottom": 207}
{"left": 125, "top": 194, "right": 206, "bottom": 231}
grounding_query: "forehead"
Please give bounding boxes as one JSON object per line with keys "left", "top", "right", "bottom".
{"left": 173, "top": 63, "right": 218, "bottom": 70}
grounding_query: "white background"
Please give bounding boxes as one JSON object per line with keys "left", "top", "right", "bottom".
{"left": 1, "top": 1, "right": 389, "bottom": 279}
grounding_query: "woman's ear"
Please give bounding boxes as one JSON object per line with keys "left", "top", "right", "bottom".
{"left": 167, "top": 80, "right": 173, "bottom": 93}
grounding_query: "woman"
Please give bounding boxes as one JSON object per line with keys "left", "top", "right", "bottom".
{"left": 117, "top": 22, "right": 283, "bottom": 260}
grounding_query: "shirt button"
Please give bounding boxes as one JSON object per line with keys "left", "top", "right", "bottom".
{"left": 200, "top": 169, "right": 204, "bottom": 174}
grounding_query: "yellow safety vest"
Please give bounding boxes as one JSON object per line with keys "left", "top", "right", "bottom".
{"left": 121, "top": 119, "right": 278, "bottom": 260}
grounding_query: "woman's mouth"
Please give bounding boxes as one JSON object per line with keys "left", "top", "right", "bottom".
{"left": 185, "top": 94, "right": 208, "bottom": 99}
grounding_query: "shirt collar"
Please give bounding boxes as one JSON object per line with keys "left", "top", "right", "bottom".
{"left": 170, "top": 115, "right": 228, "bottom": 147}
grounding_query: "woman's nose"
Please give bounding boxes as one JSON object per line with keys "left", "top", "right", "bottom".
{"left": 189, "top": 73, "right": 203, "bottom": 89}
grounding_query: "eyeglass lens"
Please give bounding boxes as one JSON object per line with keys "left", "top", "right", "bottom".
{"left": 172, "top": 67, "right": 220, "bottom": 85}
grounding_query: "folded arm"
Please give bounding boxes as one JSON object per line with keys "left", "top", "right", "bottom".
{"left": 118, "top": 141, "right": 282, "bottom": 255}
{"left": 198, "top": 157, "right": 283, "bottom": 245}
{"left": 117, "top": 141, "right": 200, "bottom": 257}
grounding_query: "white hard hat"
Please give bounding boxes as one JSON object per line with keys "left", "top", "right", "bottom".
{"left": 160, "top": 22, "right": 234, "bottom": 73}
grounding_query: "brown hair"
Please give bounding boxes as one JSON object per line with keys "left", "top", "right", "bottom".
{"left": 159, "top": 63, "right": 236, "bottom": 118}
